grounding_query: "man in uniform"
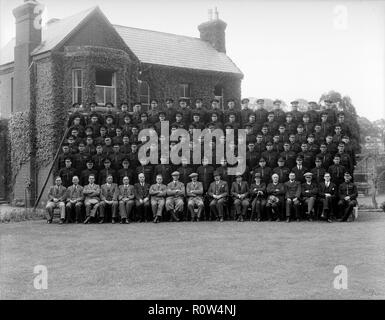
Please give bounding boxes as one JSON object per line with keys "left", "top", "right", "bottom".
{"left": 207, "top": 171, "right": 228, "bottom": 222}
{"left": 98, "top": 158, "right": 117, "bottom": 185}
{"left": 166, "top": 171, "right": 186, "bottom": 221}
{"left": 118, "top": 176, "right": 135, "bottom": 224}
{"left": 284, "top": 172, "right": 301, "bottom": 222}
{"left": 149, "top": 174, "right": 167, "bottom": 223}
{"left": 186, "top": 173, "right": 204, "bottom": 221}
{"left": 65, "top": 176, "right": 84, "bottom": 223}
{"left": 59, "top": 158, "right": 77, "bottom": 188}
{"left": 338, "top": 172, "right": 358, "bottom": 222}
{"left": 46, "top": 176, "right": 67, "bottom": 224}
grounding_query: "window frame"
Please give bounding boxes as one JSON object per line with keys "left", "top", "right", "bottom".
{"left": 179, "top": 83, "right": 191, "bottom": 104}
{"left": 95, "top": 70, "right": 116, "bottom": 106}
{"left": 72, "top": 69, "right": 83, "bottom": 105}
{"left": 138, "top": 80, "right": 150, "bottom": 109}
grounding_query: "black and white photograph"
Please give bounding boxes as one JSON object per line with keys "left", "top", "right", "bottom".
{"left": 0, "top": 0, "right": 385, "bottom": 306}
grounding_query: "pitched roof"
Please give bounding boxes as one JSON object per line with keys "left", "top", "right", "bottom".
{"left": 113, "top": 25, "right": 242, "bottom": 75}
{"left": 1, "top": 6, "right": 243, "bottom": 76}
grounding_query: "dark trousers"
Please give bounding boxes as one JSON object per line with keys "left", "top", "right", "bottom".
{"left": 233, "top": 198, "right": 250, "bottom": 217}
{"left": 251, "top": 198, "right": 266, "bottom": 220}
{"left": 135, "top": 200, "right": 151, "bottom": 221}
{"left": 99, "top": 201, "right": 118, "bottom": 219}
{"left": 338, "top": 199, "right": 357, "bottom": 221}
{"left": 320, "top": 196, "right": 334, "bottom": 219}
{"left": 65, "top": 201, "right": 83, "bottom": 222}
{"left": 285, "top": 198, "right": 300, "bottom": 219}
{"left": 209, "top": 198, "right": 226, "bottom": 219}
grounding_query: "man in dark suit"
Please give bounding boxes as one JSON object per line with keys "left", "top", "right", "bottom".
{"left": 134, "top": 173, "right": 151, "bottom": 222}
{"left": 207, "top": 171, "right": 228, "bottom": 222}
{"left": 231, "top": 174, "right": 250, "bottom": 221}
{"left": 318, "top": 172, "right": 336, "bottom": 223}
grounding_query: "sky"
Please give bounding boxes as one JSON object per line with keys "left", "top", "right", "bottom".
{"left": 1, "top": 0, "right": 385, "bottom": 121}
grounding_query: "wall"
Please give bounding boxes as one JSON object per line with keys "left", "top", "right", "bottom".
{"left": 0, "top": 66, "right": 14, "bottom": 118}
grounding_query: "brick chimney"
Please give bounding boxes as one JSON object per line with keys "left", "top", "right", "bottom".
{"left": 198, "top": 7, "right": 227, "bottom": 53}
{"left": 12, "top": 0, "right": 43, "bottom": 112}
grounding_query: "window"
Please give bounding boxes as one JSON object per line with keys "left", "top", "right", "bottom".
{"left": 10, "top": 77, "right": 14, "bottom": 113}
{"left": 179, "top": 83, "right": 191, "bottom": 104}
{"left": 214, "top": 85, "right": 224, "bottom": 110}
{"left": 95, "top": 70, "right": 116, "bottom": 106}
{"left": 138, "top": 80, "right": 150, "bottom": 109}
{"left": 72, "top": 69, "right": 83, "bottom": 105}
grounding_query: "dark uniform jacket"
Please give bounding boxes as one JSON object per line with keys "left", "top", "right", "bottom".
{"left": 154, "top": 164, "right": 173, "bottom": 185}
{"left": 252, "top": 166, "right": 272, "bottom": 185}
{"left": 98, "top": 168, "right": 117, "bottom": 185}
{"left": 291, "top": 165, "right": 308, "bottom": 183}
{"left": 177, "top": 165, "right": 194, "bottom": 185}
{"left": 80, "top": 168, "right": 98, "bottom": 186}
{"left": 311, "top": 167, "right": 326, "bottom": 185}
{"left": 59, "top": 167, "right": 77, "bottom": 188}
{"left": 328, "top": 164, "right": 346, "bottom": 186}
{"left": 136, "top": 165, "right": 154, "bottom": 185}
{"left": 197, "top": 165, "right": 215, "bottom": 191}
{"left": 284, "top": 180, "right": 301, "bottom": 199}
{"left": 280, "top": 150, "right": 297, "bottom": 169}
{"left": 338, "top": 182, "right": 358, "bottom": 201}
{"left": 272, "top": 166, "right": 290, "bottom": 183}
{"left": 117, "top": 168, "right": 135, "bottom": 185}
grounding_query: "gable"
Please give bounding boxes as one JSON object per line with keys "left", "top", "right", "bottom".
{"left": 58, "top": 11, "right": 129, "bottom": 54}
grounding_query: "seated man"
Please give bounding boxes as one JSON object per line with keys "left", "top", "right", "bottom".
{"left": 301, "top": 172, "right": 318, "bottom": 221}
{"left": 250, "top": 173, "right": 266, "bottom": 221}
{"left": 284, "top": 172, "right": 301, "bottom": 222}
{"left": 118, "top": 176, "right": 135, "bottom": 224}
{"left": 207, "top": 171, "right": 229, "bottom": 222}
{"left": 266, "top": 173, "right": 285, "bottom": 221}
{"left": 134, "top": 173, "right": 151, "bottom": 222}
{"left": 83, "top": 174, "right": 101, "bottom": 224}
{"left": 46, "top": 176, "right": 67, "bottom": 224}
{"left": 99, "top": 174, "right": 119, "bottom": 224}
{"left": 318, "top": 172, "right": 336, "bottom": 223}
{"left": 231, "top": 174, "right": 250, "bottom": 222}
{"left": 186, "top": 173, "right": 204, "bottom": 222}
{"left": 338, "top": 172, "right": 358, "bottom": 222}
{"left": 65, "top": 176, "right": 84, "bottom": 223}
{"left": 149, "top": 174, "right": 167, "bottom": 223}
{"left": 166, "top": 171, "right": 186, "bottom": 222}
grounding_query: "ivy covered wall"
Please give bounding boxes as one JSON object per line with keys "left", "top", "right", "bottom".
{"left": 140, "top": 64, "right": 242, "bottom": 107}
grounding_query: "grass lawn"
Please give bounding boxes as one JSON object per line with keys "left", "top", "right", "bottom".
{"left": 1, "top": 211, "right": 385, "bottom": 300}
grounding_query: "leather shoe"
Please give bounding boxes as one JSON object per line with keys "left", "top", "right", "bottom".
{"left": 286, "top": 217, "right": 290, "bottom": 223}
{"left": 219, "top": 217, "right": 224, "bottom": 222}
{"left": 327, "top": 219, "right": 333, "bottom": 223}
{"left": 98, "top": 219, "right": 104, "bottom": 224}
{"left": 84, "top": 217, "right": 91, "bottom": 224}
{"left": 47, "top": 219, "right": 52, "bottom": 224}
{"left": 59, "top": 219, "right": 64, "bottom": 224}
{"left": 111, "top": 219, "right": 115, "bottom": 224}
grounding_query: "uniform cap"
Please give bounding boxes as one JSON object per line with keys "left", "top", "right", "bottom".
{"left": 189, "top": 172, "right": 198, "bottom": 178}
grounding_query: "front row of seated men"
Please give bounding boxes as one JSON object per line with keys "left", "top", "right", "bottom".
{"left": 45, "top": 169, "right": 358, "bottom": 224}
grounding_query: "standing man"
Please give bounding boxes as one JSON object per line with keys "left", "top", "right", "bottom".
{"left": 134, "top": 173, "right": 151, "bottom": 222}
{"left": 46, "top": 177, "right": 67, "bottom": 224}
{"left": 231, "top": 174, "right": 250, "bottom": 222}
{"left": 65, "top": 176, "right": 84, "bottom": 223}
{"left": 59, "top": 158, "right": 77, "bottom": 188}
{"left": 118, "top": 176, "right": 135, "bottom": 224}
{"left": 186, "top": 173, "right": 204, "bottom": 221}
{"left": 166, "top": 171, "right": 186, "bottom": 221}
{"left": 338, "top": 172, "right": 358, "bottom": 222}
{"left": 149, "top": 174, "right": 167, "bottom": 223}
{"left": 207, "top": 171, "right": 228, "bottom": 222}
{"left": 83, "top": 174, "right": 100, "bottom": 224}
{"left": 250, "top": 173, "right": 266, "bottom": 221}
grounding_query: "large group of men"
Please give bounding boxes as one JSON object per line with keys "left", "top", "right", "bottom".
{"left": 46, "top": 97, "right": 359, "bottom": 224}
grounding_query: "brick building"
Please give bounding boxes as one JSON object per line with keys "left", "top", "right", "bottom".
{"left": 0, "top": 1, "right": 243, "bottom": 204}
